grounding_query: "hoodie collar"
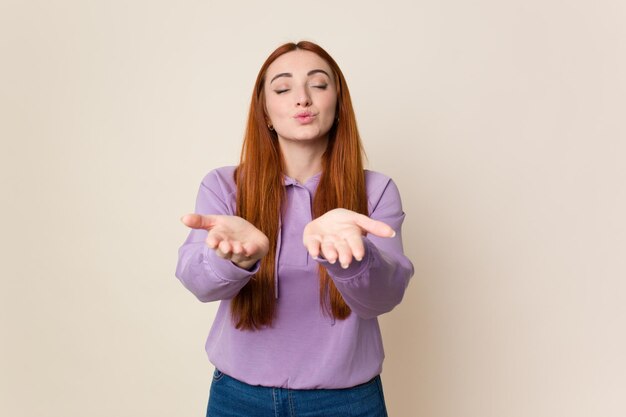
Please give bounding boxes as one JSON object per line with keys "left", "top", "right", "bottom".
{"left": 282, "top": 172, "right": 322, "bottom": 189}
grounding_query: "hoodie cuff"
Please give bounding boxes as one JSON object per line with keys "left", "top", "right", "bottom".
{"left": 202, "top": 246, "right": 260, "bottom": 282}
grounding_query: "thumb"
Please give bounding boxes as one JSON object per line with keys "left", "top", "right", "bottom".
{"left": 354, "top": 214, "right": 396, "bottom": 238}
{"left": 180, "top": 213, "right": 217, "bottom": 230}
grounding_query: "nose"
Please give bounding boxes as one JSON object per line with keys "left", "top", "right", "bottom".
{"left": 295, "top": 87, "right": 311, "bottom": 107}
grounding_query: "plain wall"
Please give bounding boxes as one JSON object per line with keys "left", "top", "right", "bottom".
{"left": 1, "top": 1, "right": 625, "bottom": 416}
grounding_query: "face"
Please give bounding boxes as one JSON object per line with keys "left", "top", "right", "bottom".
{"left": 263, "top": 50, "right": 338, "bottom": 145}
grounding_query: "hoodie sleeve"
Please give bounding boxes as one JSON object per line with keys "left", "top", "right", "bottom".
{"left": 317, "top": 176, "right": 414, "bottom": 319}
{"left": 175, "top": 168, "right": 259, "bottom": 302}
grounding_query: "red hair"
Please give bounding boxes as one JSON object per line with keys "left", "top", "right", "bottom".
{"left": 232, "top": 41, "right": 368, "bottom": 330}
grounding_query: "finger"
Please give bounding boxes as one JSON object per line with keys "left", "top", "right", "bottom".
{"left": 241, "top": 241, "right": 259, "bottom": 258}
{"left": 218, "top": 240, "right": 232, "bottom": 256}
{"left": 345, "top": 234, "right": 365, "bottom": 261}
{"left": 321, "top": 239, "right": 339, "bottom": 264}
{"left": 303, "top": 235, "right": 322, "bottom": 259}
{"left": 229, "top": 252, "right": 248, "bottom": 264}
{"left": 231, "top": 241, "right": 244, "bottom": 255}
{"left": 353, "top": 214, "right": 395, "bottom": 238}
{"left": 206, "top": 231, "right": 224, "bottom": 249}
{"left": 215, "top": 248, "right": 231, "bottom": 259}
{"left": 333, "top": 239, "right": 353, "bottom": 269}
{"left": 181, "top": 214, "right": 218, "bottom": 230}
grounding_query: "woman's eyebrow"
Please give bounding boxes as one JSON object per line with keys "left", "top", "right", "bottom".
{"left": 307, "top": 69, "right": 330, "bottom": 78}
{"left": 270, "top": 73, "right": 291, "bottom": 84}
{"left": 269, "top": 69, "right": 330, "bottom": 84}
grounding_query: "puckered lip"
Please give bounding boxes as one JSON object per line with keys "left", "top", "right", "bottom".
{"left": 293, "top": 111, "right": 315, "bottom": 118}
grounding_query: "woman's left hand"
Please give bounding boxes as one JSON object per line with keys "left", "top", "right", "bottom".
{"left": 303, "top": 208, "right": 396, "bottom": 269}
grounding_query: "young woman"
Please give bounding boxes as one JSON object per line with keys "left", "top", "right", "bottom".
{"left": 176, "top": 41, "right": 414, "bottom": 417}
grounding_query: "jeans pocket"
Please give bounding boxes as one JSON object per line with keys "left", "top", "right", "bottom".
{"left": 212, "top": 368, "right": 225, "bottom": 382}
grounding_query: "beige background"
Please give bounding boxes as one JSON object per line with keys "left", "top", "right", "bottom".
{"left": 1, "top": 1, "right": 625, "bottom": 416}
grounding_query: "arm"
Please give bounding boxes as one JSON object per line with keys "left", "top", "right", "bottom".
{"left": 175, "top": 170, "right": 264, "bottom": 302}
{"left": 306, "top": 178, "right": 414, "bottom": 319}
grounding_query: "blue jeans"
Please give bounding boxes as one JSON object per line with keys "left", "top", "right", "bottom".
{"left": 207, "top": 369, "right": 389, "bottom": 417}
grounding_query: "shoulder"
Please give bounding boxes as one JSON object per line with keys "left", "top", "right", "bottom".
{"left": 200, "top": 165, "right": 238, "bottom": 197}
{"left": 364, "top": 169, "right": 392, "bottom": 189}
{"left": 364, "top": 170, "right": 403, "bottom": 214}
{"left": 364, "top": 169, "right": 395, "bottom": 198}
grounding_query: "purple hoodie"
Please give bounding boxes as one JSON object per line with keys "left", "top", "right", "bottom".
{"left": 176, "top": 166, "right": 414, "bottom": 389}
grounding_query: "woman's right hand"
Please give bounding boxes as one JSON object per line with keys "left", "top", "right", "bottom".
{"left": 181, "top": 214, "right": 270, "bottom": 270}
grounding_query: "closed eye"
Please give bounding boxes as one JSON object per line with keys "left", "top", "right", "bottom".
{"left": 313, "top": 84, "right": 328, "bottom": 90}
{"left": 274, "top": 89, "right": 289, "bottom": 94}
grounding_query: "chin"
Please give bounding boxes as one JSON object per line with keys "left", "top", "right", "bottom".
{"left": 279, "top": 132, "right": 327, "bottom": 142}
{"left": 296, "top": 135, "right": 328, "bottom": 142}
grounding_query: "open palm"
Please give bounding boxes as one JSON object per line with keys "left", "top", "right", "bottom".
{"left": 181, "top": 214, "right": 269, "bottom": 270}
{"left": 303, "top": 208, "right": 395, "bottom": 269}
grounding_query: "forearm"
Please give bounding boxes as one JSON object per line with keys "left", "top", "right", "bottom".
{"left": 320, "top": 237, "right": 414, "bottom": 319}
{"left": 175, "top": 168, "right": 261, "bottom": 301}
{"left": 176, "top": 241, "right": 258, "bottom": 302}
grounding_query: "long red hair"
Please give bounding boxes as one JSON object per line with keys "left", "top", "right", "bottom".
{"left": 232, "top": 41, "right": 368, "bottom": 330}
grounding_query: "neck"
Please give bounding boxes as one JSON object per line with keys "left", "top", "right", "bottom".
{"left": 278, "top": 137, "right": 328, "bottom": 184}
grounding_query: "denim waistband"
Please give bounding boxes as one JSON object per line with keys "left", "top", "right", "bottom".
{"left": 207, "top": 369, "right": 388, "bottom": 417}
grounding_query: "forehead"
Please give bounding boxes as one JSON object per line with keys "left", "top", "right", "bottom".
{"left": 266, "top": 50, "right": 334, "bottom": 79}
